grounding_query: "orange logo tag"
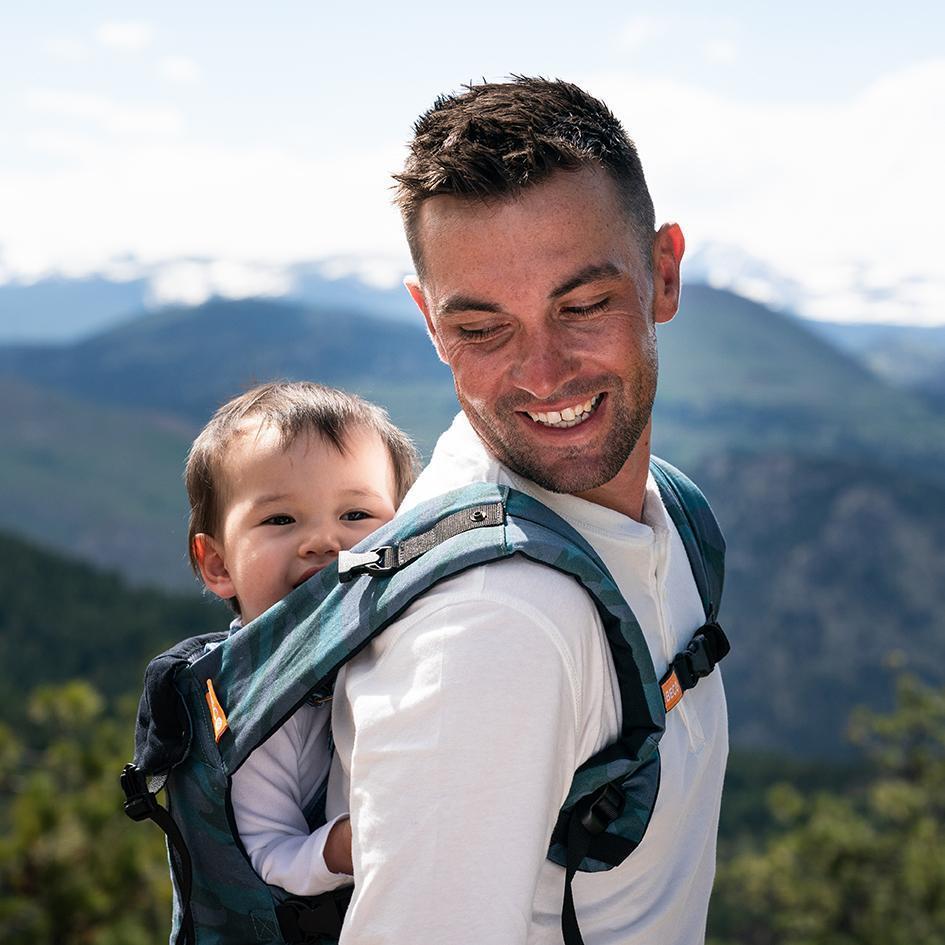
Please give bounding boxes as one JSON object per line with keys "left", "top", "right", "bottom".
{"left": 205, "top": 678, "right": 229, "bottom": 743}
{"left": 661, "top": 671, "right": 683, "bottom": 712}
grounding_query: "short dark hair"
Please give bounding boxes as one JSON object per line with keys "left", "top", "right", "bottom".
{"left": 185, "top": 381, "right": 420, "bottom": 578}
{"left": 394, "top": 76, "right": 656, "bottom": 276}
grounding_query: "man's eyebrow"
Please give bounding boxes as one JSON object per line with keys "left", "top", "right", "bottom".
{"left": 549, "top": 263, "right": 621, "bottom": 300}
{"left": 437, "top": 294, "right": 503, "bottom": 318}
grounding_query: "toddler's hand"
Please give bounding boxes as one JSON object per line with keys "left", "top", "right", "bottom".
{"left": 324, "top": 816, "right": 353, "bottom": 875}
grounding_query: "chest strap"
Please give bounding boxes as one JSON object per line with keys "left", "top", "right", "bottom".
{"left": 658, "top": 621, "right": 729, "bottom": 712}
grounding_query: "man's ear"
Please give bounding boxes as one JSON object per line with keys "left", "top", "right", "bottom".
{"left": 404, "top": 276, "right": 448, "bottom": 364}
{"left": 651, "top": 223, "right": 685, "bottom": 325}
{"left": 193, "top": 534, "right": 236, "bottom": 601}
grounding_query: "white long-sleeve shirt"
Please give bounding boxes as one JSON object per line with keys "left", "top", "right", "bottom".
{"left": 326, "top": 412, "right": 728, "bottom": 944}
{"left": 230, "top": 699, "right": 352, "bottom": 896}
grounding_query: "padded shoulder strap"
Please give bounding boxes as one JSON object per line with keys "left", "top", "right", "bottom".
{"left": 649, "top": 456, "right": 725, "bottom": 622}
{"left": 197, "top": 483, "right": 518, "bottom": 774}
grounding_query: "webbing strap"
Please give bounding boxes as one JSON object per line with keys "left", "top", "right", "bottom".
{"left": 337, "top": 500, "right": 504, "bottom": 582}
{"left": 561, "top": 784, "right": 625, "bottom": 945}
{"left": 562, "top": 812, "right": 592, "bottom": 945}
{"left": 120, "top": 765, "right": 195, "bottom": 945}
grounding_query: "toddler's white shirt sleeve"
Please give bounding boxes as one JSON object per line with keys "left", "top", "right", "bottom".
{"left": 231, "top": 703, "right": 352, "bottom": 895}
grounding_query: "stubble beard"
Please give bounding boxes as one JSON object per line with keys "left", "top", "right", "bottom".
{"left": 460, "top": 340, "right": 659, "bottom": 496}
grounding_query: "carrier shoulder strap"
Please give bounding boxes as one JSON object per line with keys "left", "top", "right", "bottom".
{"left": 124, "top": 471, "right": 727, "bottom": 945}
{"left": 555, "top": 457, "right": 729, "bottom": 944}
{"left": 649, "top": 455, "right": 725, "bottom": 621}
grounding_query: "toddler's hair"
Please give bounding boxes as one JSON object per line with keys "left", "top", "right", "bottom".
{"left": 185, "top": 381, "right": 420, "bottom": 576}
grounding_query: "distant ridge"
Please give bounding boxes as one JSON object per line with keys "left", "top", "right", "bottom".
{"left": 0, "top": 297, "right": 458, "bottom": 441}
{"left": 2, "top": 285, "right": 943, "bottom": 753}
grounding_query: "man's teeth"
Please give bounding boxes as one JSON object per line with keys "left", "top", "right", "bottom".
{"left": 527, "top": 395, "right": 601, "bottom": 428}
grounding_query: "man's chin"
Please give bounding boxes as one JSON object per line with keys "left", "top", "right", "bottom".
{"left": 492, "top": 441, "right": 626, "bottom": 495}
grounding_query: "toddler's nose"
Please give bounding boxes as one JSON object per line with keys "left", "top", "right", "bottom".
{"left": 300, "top": 527, "right": 341, "bottom": 557}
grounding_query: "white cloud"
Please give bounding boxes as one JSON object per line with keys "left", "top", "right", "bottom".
{"left": 4, "top": 61, "right": 944, "bottom": 325}
{"left": 583, "top": 59, "right": 945, "bottom": 324}
{"left": 25, "top": 89, "right": 184, "bottom": 138}
{"left": 158, "top": 56, "right": 201, "bottom": 85}
{"left": 96, "top": 21, "right": 154, "bottom": 52}
{"left": 703, "top": 38, "right": 737, "bottom": 64}
{"left": 0, "top": 124, "right": 408, "bottom": 283}
{"left": 146, "top": 260, "right": 295, "bottom": 307}
{"left": 616, "top": 15, "right": 669, "bottom": 52}
{"left": 44, "top": 36, "right": 90, "bottom": 63}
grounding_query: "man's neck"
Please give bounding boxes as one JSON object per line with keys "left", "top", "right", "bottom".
{"left": 573, "top": 424, "right": 653, "bottom": 523}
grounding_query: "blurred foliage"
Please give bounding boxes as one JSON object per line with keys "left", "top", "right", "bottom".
{"left": 0, "top": 528, "right": 225, "bottom": 724}
{"left": 1, "top": 675, "right": 942, "bottom": 942}
{"left": 0, "top": 682, "right": 171, "bottom": 944}
{"left": 709, "top": 675, "right": 945, "bottom": 944}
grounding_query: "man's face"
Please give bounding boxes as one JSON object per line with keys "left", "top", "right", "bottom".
{"left": 407, "top": 166, "right": 683, "bottom": 505}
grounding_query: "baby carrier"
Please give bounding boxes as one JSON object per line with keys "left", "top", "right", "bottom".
{"left": 121, "top": 457, "right": 728, "bottom": 945}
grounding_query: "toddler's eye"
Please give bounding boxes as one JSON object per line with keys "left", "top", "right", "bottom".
{"left": 262, "top": 514, "right": 294, "bottom": 526}
{"left": 341, "top": 510, "right": 371, "bottom": 522}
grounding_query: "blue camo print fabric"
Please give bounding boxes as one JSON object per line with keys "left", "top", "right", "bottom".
{"left": 140, "top": 458, "right": 724, "bottom": 944}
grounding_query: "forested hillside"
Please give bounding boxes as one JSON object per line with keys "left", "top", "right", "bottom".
{"left": 0, "top": 529, "right": 225, "bottom": 722}
{"left": 1, "top": 286, "right": 943, "bottom": 754}
{"left": 1, "top": 530, "right": 939, "bottom": 945}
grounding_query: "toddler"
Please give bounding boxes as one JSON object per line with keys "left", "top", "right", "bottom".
{"left": 185, "top": 381, "right": 418, "bottom": 894}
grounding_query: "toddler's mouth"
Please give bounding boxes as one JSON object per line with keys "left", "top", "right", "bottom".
{"left": 293, "top": 566, "right": 324, "bottom": 589}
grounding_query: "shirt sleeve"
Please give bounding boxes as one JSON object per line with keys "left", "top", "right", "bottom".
{"left": 231, "top": 709, "right": 353, "bottom": 896}
{"left": 337, "top": 562, "right": 598, "bottom": 945}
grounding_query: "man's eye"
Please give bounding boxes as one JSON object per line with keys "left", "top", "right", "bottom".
{"left": 341, "top": 510, "right": 371, "bottom": 522}
{"left": 457, "top": 324, "right": 503, "bottom": 340}
{"left": 262, "top": 514, "right": 294, "bottom": 526}
{"left": 564, "top": 299, "right": 609, "bottom": 317}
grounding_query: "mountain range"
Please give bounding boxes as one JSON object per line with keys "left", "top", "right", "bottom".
{"left": 1, "top": 285, "right": 942, "bottom": 755}
{"left": 3, "top": 258, "right": 944, "bottom": 409}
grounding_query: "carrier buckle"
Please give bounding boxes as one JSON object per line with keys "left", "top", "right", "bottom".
{"left": 337, "top": 545, "right": 397, "bottom": 583}
{"left": 120, "top": 763, "right": 160, "bottom": 822}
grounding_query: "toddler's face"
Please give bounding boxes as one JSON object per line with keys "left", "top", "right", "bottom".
{"left": 199, "top": 422, "right": 398, "bottom": 623}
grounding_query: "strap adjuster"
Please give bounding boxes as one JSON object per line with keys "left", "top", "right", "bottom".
{"left": 120, "top": 763, "right": 160, "bottom": 822}
{"left": 660, "top": 621, "right": 730, "bottom": 706}
{"left": 337, "top": 545, "right": 397, "bottom": 583}
{"left": 579, "top": 783, "right": 625, "bottom": 836}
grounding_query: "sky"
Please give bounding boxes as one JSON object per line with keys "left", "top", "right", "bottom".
{"left": 1, "top": 2, "right": 943, "bottom": 324}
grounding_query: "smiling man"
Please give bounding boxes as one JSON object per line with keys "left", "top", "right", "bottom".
{"left": 325, "top": 78, "right": 728, "bottom": 945}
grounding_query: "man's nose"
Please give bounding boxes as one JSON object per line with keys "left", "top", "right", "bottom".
{"left": 511, "top": 324, "right": 579, "bottom": 401}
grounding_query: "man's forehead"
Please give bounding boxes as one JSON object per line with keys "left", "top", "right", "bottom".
{"left": 416, "top": 169, "right": 637, "bottom": 260}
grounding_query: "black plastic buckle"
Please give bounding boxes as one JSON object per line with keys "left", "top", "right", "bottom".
{"left": 120, "top": 763, "right": 160, "bottom": 822}
{"left": 672, "top": 622, "right": 728, "bottom": 691}
{"left": 579, "top": 783, "right": 625, "bottom": 836}
{"left": 685, "top": 634, "right": 714, "bottom": 678}
{"left": 337, "top": 545, "right": 397, "bottom": 583}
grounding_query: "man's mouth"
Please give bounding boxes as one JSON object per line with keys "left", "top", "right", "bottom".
{"left": 525, "top": 394, "right": 602, "bottom": 429}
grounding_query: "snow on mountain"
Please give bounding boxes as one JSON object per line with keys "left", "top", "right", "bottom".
{"left": 685, "top": 242, "right": 945, "bottom": 327}
{"left": 1, "top": 243, "right": 943, "bottom": 345}
{"left": 0, "top": 255, "right": 415, "bottom": 343}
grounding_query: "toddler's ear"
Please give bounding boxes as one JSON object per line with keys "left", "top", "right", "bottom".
{"left": 193, "top": 534, "right": 236, "bottom": 601}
